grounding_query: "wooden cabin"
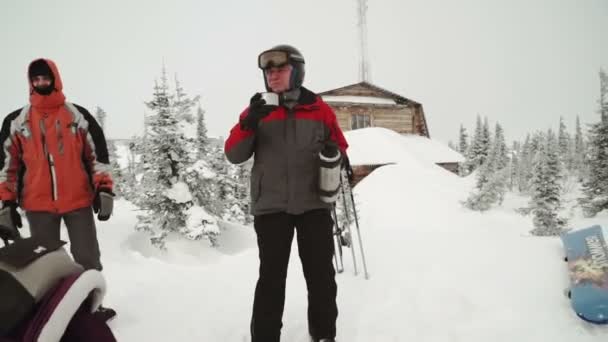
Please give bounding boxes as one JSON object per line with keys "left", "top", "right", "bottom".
{"left": 318, "top": 81, "right": 429, "bottom": 137}
{"left": 319, "top": 81, "right": 462, "bottom": 179}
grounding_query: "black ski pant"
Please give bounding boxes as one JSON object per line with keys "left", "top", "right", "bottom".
{"left": 250, "top": 208, "right": 338, "bottom": 342}
{"left": 26, "top": 206, "right": 102, "bottom": 271}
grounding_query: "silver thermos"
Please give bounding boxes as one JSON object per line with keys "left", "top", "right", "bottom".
{"left": 319, "top": 142, "right": 342, "bottom": 203}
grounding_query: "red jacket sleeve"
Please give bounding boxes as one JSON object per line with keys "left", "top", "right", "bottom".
{"left": 224, "top": 108, "right": 256, "bottom": 164}
{"left": 324, "top": 106, "right": 349, "bottom": 155}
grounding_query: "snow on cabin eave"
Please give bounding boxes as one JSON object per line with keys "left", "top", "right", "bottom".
{"left": 321, "top": 95, "right": 398, "bottom": 105}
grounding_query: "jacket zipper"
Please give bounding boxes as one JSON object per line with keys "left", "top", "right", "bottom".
{"left": 48, "top": 154, "right": 58, "bottom": 200}
{"left": 40, "top": 118, "right": 58, "bottom": 201}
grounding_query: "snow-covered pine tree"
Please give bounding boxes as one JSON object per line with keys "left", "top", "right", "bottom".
{"left": 459, "top": 124, "right": 469, "bottom": 154}
{"left": 120, "top": 137, "right": 140, "bottom": 202}
{"left": 207, "top": 143, "right": 243, "bottom": 220}
{"left": 458, "top": 124, "right": 470, "bottom": 176}
{"left": 557, "top": 116, "right": 573, "bottom": 172}
{"left": 517, "top": 134, "right": 533, "bottom": 193}
{"left": 107, "top": 138, "right": 123, "bottom": 197}
{"left": 509, "top": 141, "right": 520, "bottom": 191}
{"left": 530, "top": 129, "right": 566, "bottom": 236}
{"left": 573, "top": 115, "right": 586, "bottom": 178}
{"left": 135, "top": 66, "right": 218, "bottom": 249}
{"left": 464, "top": 122, "right": 508, "bottom": 210}
{"left": 579, "top": 69, "right": 608, "bottom": 217}
{"left": 465, "top": 115, "right": 485, "bottom": 173}
{"left": 493, "top": 123, "right": 509, "bottom": 171}
{"left": 196, "top": 103, "right": 208, "bottom": 158}
{"left": 481, "top": 117, "right": 492, "bottom": 164}
{"left": 518, "top": 132, "right": 547, "bottom": 195}
{"left": 448, "top": 141, "right": 458, "bottom": 152}
{"left": 173, "top": 75, "right": 199, "bottom": 124}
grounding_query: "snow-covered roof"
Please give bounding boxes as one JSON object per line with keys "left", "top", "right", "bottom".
{"left": 344, "top": 127, "right": 464, "bottom": 166}
{"left": 321, "top": 95, "right": 397, "bottom": 105}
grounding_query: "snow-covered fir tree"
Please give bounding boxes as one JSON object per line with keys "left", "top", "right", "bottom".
{"left": 573, "top": 115, "right": 586, "bottom": 178}
{"left": 465, "top": 115, "right": 490, "bottom": 173}
{"left": 120, "top": 138, "right": 140, "bottom": 202}
{"left": 516, "top": 134, "right": 532, "bottom": 193}
{"left": 529, "top": 130, "right": 566, "bottom": 236}
{"left": 492, "top": 123, "right": 509, "bottom": 171}
{"left": 557, "top": 116, "right": 573, "bottom": 172}
{"left": 135, "top": 67, "right": 217, "bottom": 248}
{"left": 173, "top": 75, "right": 199, "bottom": 124}
{"left": 509, "top": 141, "right": 520, "bottom": 191}
{"left": 459, "top": 124, "right": 469, "bottom": 154}
{"left": 579, "top": 69, "right": 608, "bottom": 217}
{"left": 458, "top": 124, "right": 469, "bottom": 175}
{"left": 464, "top": 123, "right": 508, "bottom": 211}
{"left": 481, "top": 117, "right": 492, "bottom": 163}
{"left": 204, "top": 143, "right": 250, "bottom": 223}
{"left": 196, "top": 104, "right": 208, "bottom": 158}
{"left": 107, "top": 138, "right": 123, "bottom": 197}
{"left": 517, "top": 132, "right": 547, "bottom": 194}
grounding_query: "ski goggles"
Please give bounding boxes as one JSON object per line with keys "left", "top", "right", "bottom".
{"left": 258, "top": 49, "right": 304, "bottom": 69}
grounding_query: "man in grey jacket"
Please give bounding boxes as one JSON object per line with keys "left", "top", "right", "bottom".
{"left": 224, "top": 45, "right": 348, "bottom": 342}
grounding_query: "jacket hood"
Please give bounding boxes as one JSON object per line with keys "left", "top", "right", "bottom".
{"left": 28, "top": 58, "right": 66, "bottom": 109}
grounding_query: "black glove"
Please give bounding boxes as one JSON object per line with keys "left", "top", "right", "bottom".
{"left": 321, "top": 141, "right": 340, "bottom": 159}
{"left": 240, "top": 93, "right": 277, "bottom": 131}
{"left": 93, "top": 189, "right": 114, "bottom": 221}
{"left": 0, "top": 201, "right": 22, "bottom": 244}
{"left": 342, "top": 154, "right": 355, "bottom": 184}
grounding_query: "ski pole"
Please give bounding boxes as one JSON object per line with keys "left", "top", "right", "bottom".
{"left": 331, "top": 205, "right": 344, "bottom": 273}
{"left": 340, "top": 176, "right": 358, "bottom": 276}
{"left": 346, "top": 174, "right": 369, "bottom": 279}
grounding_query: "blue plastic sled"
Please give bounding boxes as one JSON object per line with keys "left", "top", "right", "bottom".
{"left": 561, "top": 225, "right": 608, "bottom": 324}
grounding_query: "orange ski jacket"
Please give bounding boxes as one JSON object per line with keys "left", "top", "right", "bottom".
{"left": 0, "top": 59, "right": 113, "bottom": 213}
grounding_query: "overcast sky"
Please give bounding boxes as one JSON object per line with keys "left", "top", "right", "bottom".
{"left": 1, "top": 0, "right": 606, "bottom": 145}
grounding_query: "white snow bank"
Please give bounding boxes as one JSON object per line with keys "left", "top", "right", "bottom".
{"left": 344, "top": 127, "right": 464, "bottom": 168}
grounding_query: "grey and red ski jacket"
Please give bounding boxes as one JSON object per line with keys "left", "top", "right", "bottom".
{"left": 224, "top": 87, "right": 348, "bottom": 216}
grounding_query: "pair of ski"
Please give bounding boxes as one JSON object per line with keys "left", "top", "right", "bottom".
{"left": 331, "top": 171, "right": 369, "bottom": 279}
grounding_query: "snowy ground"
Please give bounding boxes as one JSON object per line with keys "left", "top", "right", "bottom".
{"left": 44, "top": 134, "right": 608, "bottom": 341}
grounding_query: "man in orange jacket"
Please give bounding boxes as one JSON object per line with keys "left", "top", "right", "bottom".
{"left": 0, "top": 58, "right": 115, "bottom": 318}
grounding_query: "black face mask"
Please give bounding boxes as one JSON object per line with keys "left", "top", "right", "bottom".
{"left": 33, "top": 85, "right": 54, "bottom": 96}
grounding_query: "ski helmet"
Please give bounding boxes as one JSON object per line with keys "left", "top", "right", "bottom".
{"left": 258, "top": 44, "right": 305, "bottom": 91}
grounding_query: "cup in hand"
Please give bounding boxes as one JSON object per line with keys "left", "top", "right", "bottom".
{"left": 260, "top": 92, "right": 279, "bottom": 106}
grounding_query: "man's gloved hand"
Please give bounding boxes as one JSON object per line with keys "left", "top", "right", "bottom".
{"left": 0, "top": 201, "right": 22, "bottom": 243}
{"left": 240, "top": 93, "right": 278, "bottom": 131}
{"left": 93, "top": 189, "right": 114, "bottom": 221}
{"left": 321, "top": 141, "right": 340, "bottom": 159}
{"left": 342, "top": 154, "right": 355, "bottom": 184}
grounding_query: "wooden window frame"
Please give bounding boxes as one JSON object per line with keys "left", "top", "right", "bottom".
{"left": 351, "top": 113, "right": 372, "bottom": 130}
